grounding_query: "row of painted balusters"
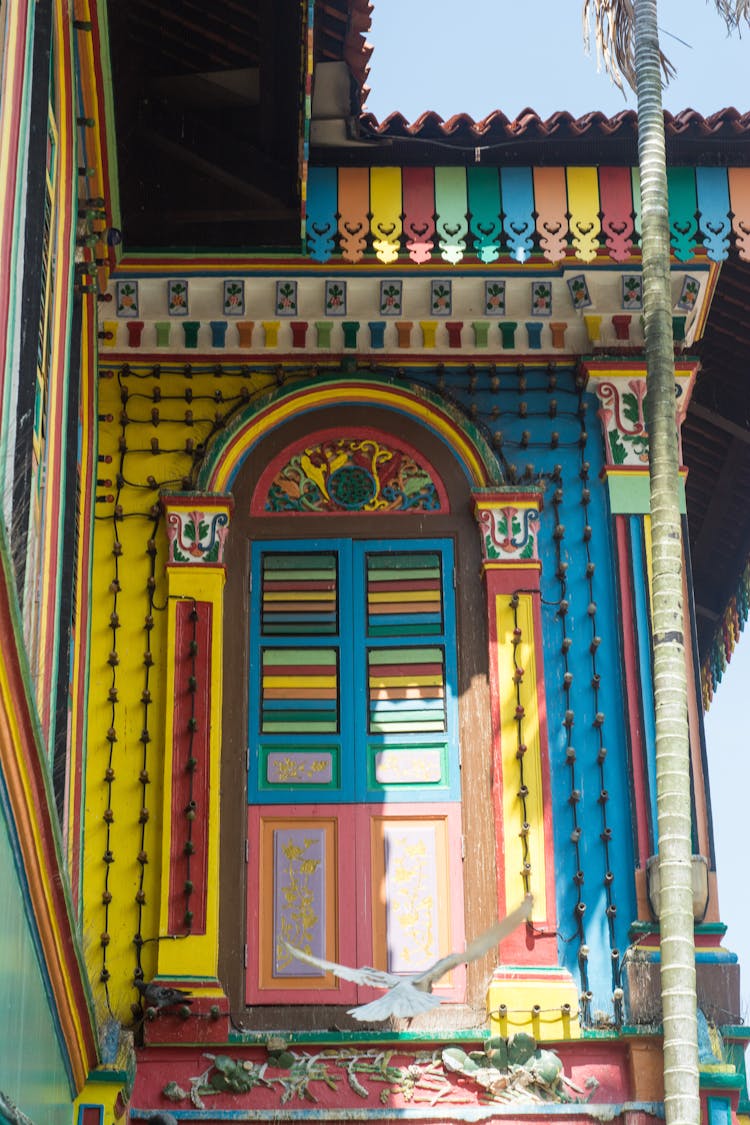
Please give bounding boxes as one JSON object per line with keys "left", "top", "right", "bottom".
{"left": 99, "top": 315, "right": 690, "bottom": 351}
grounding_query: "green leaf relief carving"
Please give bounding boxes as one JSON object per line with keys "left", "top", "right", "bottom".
{"left": 609, "top": 430, "right": 627, "bottom": 466}
{"left": 622, "top": 392, "right": 640, "bottom": 426}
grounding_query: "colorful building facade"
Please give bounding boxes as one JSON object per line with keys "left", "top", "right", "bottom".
{"left": 1, "top": 3, "right": 749, "bottom": 1124}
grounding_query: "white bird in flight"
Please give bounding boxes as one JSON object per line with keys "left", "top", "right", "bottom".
{"left": 284, "top": 894, "right": 533, "bottom": 1021}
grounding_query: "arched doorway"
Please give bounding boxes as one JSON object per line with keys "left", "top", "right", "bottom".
{"left": 213, "top": 387, "right": 500, "bottom": 1029}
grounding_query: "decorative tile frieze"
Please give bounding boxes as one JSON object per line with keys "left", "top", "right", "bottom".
{"left": 116, "top": 279, "right": 139, "bottom": 317}
{"left": 101, "top": 266, "right": 710, "bottom": 354}
{"left": 379, "top": 279, "right": 403, "bottom": 315}
{"left": 430, "top": 279, "right": 452, "bottom": 316}
{"left": 677, "top": 274, "right": 701, "bottom": 312}
{"left": 622, "top": 274, "right": 643, "bottom": 310}
{"left": 275, "top": 280, "right": 298, "bottom": 316}
{"left": 223, "top": 279, "right": 245, "bottom": 316}
{"left": 566, "top": 274, "right": 592, "bottom": 310}
{"left": 167, "top": 278, "right": 189, "bottom": 316}
{"left": 531, "top": 281, "right": 552, "bottom": 316}
{"left": 324, "top": 279, "right": 346, "bottom": 316}
{"left": 484, "top": 280, "right": 506, "bottom": 315}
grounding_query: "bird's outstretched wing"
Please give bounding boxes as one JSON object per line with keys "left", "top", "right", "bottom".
{"left": 283, "top": 941, "right": 402, "bottom": 990}
{"left": 348, "top": 980, "right": 442, "bottom": 1021}
{"left": 416, "top": 894, "right": 533, "bottom": 989}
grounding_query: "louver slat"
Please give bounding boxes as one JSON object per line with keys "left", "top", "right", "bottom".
{"left": 366, "top": 552, "right": 443, "bottom": 636}
{"left": 261, "top": 648, "right": 339, "bottom": 733}
{"left": 368, "top": 647, "right": 447, "bottom": 733}
{"left": 262, "top": 552, "right": 338, "bottom": 634}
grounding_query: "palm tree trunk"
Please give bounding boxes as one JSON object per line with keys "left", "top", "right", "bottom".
{"left": 634, "top": 2, "right": 699, "bottom": 1124}
{"left": 584, "top": 4, "right": 748, "bottom": 1124}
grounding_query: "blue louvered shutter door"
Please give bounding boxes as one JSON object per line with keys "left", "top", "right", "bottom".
{"left": 355, "top": 539, "right": 460, "bottom": 803}
{"left": 249, "top": 540, "right": 355, "bottom": 803}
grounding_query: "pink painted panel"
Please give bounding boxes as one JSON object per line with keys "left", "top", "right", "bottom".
{"left": 131, "top": 1039, "right": 637, "bottom": 1111}
{"left": 246, "top": 803, "right": 465, "bottom": 1006}
{"left": 402, "top": 167, "right": 436, "bottom": 263}
{"left": 246, "top": 805, "right": 357, "bottom": 1005}
{"left": 599, "top": 166, "right": 635, "bottom": 261}
{"left": 364, "top": 804, "right": 465, "bottom": 1003}
{"left": 614, "top": 517, "right": 651, "bottom": 868}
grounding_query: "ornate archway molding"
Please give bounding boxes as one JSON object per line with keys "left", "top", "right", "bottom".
{"left": 196, "top": 375, "right": 503, "bottom": 494}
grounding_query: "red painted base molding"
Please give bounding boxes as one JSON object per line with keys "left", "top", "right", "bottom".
{"left": 131, "top": 1034, "right": 668, "bottom": 1117}
{"left": 141, "top": 983, "right": 230, "bottom": 1046}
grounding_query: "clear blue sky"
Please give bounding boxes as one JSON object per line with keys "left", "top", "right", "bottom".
{"left": 366, "top": 0, "right": 750, "bottom": 1020}
{"left": 365, "top": 0, "right": 748, "bottom": 121}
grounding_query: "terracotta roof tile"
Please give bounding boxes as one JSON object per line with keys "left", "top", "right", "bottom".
{"left": 333, "top": 106, "right": 750, "bottom": 165}
{"left": 359, "top": 105, "right": 750, "bottom": 143}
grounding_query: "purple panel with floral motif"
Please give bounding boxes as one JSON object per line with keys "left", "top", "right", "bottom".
{"left": 375, "top": 750, "right": 442, "bottom": 784}
{"left": 383, "top": 824, "right": 440, "bottom": 974}
{"left": 267, "top": 751, "right": 334, "bottom": 785}
{"left": 273, "top": 828, "right": 326, "bottom": 977}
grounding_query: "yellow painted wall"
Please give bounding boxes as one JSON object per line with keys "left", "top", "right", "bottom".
{"left": 82, "top": 363, "right": 275, "bottom": 1016}
{"left": 495, "top": 593, "right": 547, "bottom": 917}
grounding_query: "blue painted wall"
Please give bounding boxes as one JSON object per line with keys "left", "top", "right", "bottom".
{"left": 412, "top": 363, "right": 638, "bottom": 1018}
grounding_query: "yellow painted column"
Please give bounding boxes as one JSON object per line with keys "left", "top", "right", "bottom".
{"left": 73, "top": 1074, "right": 128, "bottom": 1125}
{"left": 473, "top": 490, "right": 580, "bottom": 1041}
{"left": 154, "top": 494, "right": 233, "bottom": 1010}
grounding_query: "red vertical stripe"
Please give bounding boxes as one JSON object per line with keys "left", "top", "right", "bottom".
{"left": 615, "top": 516, "right": 651, "bottom": 867}
{"left": 168, "top": 600, "right": 212, "bottom": 934}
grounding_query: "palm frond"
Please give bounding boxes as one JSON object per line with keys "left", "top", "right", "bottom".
{"left": 582, "top": 0, "right": 675, "bottom": 93}
{"left": 713, "top": 0, "right": 750, "bottom": 27}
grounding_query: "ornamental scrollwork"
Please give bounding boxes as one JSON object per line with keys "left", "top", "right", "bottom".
{"left": 264, "top": 437, "right": 441, "bottom": 514}
{"left": 165, "top": 509, "right": 230, "bottom": 564}
{"left": 594, "top": 379, "right": 649, "bottom": 467}
{"left": 477, "top": 506, "right": 540, "bottom": 563}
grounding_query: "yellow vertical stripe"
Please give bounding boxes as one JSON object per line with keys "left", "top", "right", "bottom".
{"left": 370, "top": 167, "right": 402, "bottom": 263}
{"left": 643, "top": 514, "right": 653, "bottom": 616}
{"left": 496, "top": 594, "right": 546, "bottom": 916}
{"left": 566, "top": 167, "right": 602, "bottom": 262}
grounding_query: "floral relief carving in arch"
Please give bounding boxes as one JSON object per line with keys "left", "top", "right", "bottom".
{"left": 251, "top": 428, "right": 450, "bottom": 515}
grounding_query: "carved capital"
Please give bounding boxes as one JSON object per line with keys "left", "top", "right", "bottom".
{"left": 161, "top": 492, "right": 234, "bottom": 565}
{"left": 472, "top": 489, "right": 543, "bottom": 567}
{"left": 582, "top": 360, "right": 698, "bottom": 469}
